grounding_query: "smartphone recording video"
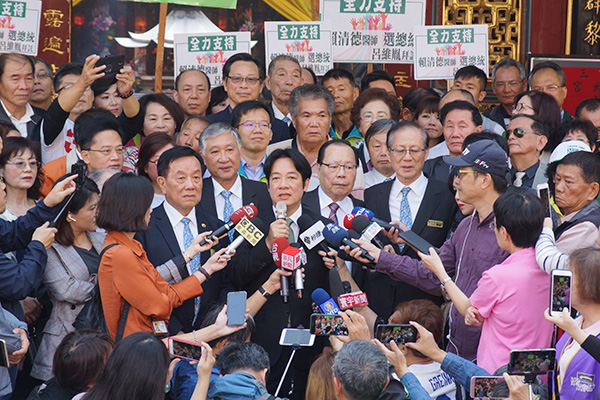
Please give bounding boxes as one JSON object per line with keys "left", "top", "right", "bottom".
{"left": 550, "top": 270, "right": 572, "bottom": 316}
{"left": 168, "top": 338, "right": 203, "bottom": 361}
{"left": 470, "top": 376, "right": 507, "bottom": 399}
{"left": 310, "top": 314, "right": 348, "bottom": 336}
{"left": 375, "top": 324, "right": 417, "bottom": 344}
{"left": 508, "top": 349, "right": 556, "bottom": 375}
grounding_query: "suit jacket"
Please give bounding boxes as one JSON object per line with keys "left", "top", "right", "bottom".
{"left": 301, "top": 188, "right": 364, "bottom": 216}
{"left": 361, "top": 178, "right": 457, "bottom": 319}
{"left": 32, "top": 231, "right": 106, "bottom": 381}
{"left": 484, "top": 104, "right": 509, "bottom": 129}
{"left": 207, "top": 106, "right": 291, "bottom": 144}
{"left": 199, "top": 177, "right": 273, "bottom": 224}
{"left": 0, "top": 103, "right": 45, "bottom": 142}
{"left": 423, "top": 156, "right": 451, "bottom": 186}
{"left": 135, "top": 204, "right": 232, "bottom": 334}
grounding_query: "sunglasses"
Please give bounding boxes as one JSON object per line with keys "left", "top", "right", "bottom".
{"left": 503, "top": 127, "right": 541, "bottom": 140}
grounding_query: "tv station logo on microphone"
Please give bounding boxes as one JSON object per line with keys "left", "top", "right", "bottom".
{"left": 234, "top": 217, "right": 264, "bottom": 246}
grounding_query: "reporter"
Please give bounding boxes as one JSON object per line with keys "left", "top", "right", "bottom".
{"left": 97, "top": 172, "right": 231, "bottom": 339}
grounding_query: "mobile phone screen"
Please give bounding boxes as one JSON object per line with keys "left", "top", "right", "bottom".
{"left": 170, "top": 339, "right": 203, "bottom": 361}
{"left": 227, "top": 291, "right": 247, "bottom": 326}
{"left": 537, "top": 185, "right": 551, "bottom": 218}
{"left": 470, "top": 376, "right": 507, "bottom": 398}
{"left": 552, "top": 274, "right": 571, "bottom": 313}
{"left": 508, "top": 349, "right": 556, "bottom": 374}
{"left": 310, "top": 314, "right": 348, "bottom": 336}
{"left": 375, "top": 324, "right": 417, "bottom": 344}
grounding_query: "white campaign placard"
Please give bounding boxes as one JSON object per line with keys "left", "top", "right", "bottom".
{"left": 320, "top": 0, "right": 425, "bottom": 63}
{"left": 0, "top": 0, "right": 41, "bottom": 55}
{"left": 413, "top": 24, "right": 489, "bottom": 80}
{"left": 174, "top": 32, "right": 251, "bottom": 86}
{"left": 264, "top": 21, "right": 333, "bottom": 76}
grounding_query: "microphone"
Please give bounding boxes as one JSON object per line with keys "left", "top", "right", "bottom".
{"left": 351, "top": 206, "right": 399, "bottom": 230}
{"left": 225, "top": 218, "right": 264, "bottom": 255}
{"left": 200, "top": 204, "right": 258, "bottom": 245}
{"left": 311, "top": 288, "right": 340, "bottom": 315}
{"left": 276, "top": 201, "right": 287, "bottom": 220}
{"left": 272, "top": 237, "right": 290, "bottom": 302}
{"left": 298, "top": 215, "right": 334, "bottom": 263}
{"left": 322, "top": 223, "right": 375, "bottom": 263}
{"left": 290, "top": 242, "right": 306, "bottom": 298}
{"left": 350, "top": 215, "right": 385, "bottom": 249}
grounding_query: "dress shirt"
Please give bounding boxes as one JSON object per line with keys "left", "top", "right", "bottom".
{"left": 1, "top": 100, "right": 34, "bottom": 137}
{"left": 510, "top": 160, "right": 539, "bottom": 189}
{"left": 426, "top": 142, "right": 449, "bottom": 160}
{"left": 271, "top": 103, "right": 291, "bottom": 126}
{"left": 272, "top": 204, "right": 302, "bottom": 239}
{"left": 389, "top": 173, "right": 428, "bottom": 224}
{"left": 213, "top": 175, "right": 243, "bottom": 221}
{"left": 364, "top": 168, "right": 394, "bottom": 189}
{"left": 240, "top": 155, "right": 266, "bottom": 182}
{"left": 317, "top": 187, "right": 354, "bottom": 223}
{"left": 163, "top": 201, "right": 198, "bottom": 276}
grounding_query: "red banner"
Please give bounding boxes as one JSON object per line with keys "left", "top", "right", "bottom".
{"left": 37, "top": 0, "right": 70, "bottom": 72}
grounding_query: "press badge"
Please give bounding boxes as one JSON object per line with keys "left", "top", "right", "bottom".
{"left": 152, "top": 320, "right": 168, "bottom": 335}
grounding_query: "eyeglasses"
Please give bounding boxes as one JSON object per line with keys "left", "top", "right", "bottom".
{"left": 320, "top": 162, "right": 358, "bottom": 173}
{"left": 84, "top": 146, "right": 126, "bottom": 156}
{"left": 388, "top": 148, "right": 426, "bottom": 157}
{"left": 457, "top": 169, "right": 479, "bottom": 179}
{"left": 238, "top": 121, "right": 271, "bottom": 131}
{"left": 503, "top": 127, "right": 541, "bottom": 139}
{"left": 226, "top": 76, "right": 261, "bottom": 86}
{"left": 512, "top": 103, "right": 534, "bottom": 113}
{"left": 531, "top": 84, "right": 563, "bottom": 93}
{"left": 35, "top": 72, "right": 51, "bottom": 80}
{"left": 57, "top": 83, "right": 92, "bottom": 93}
{"left": 5, "top": 160, "right": 40, "bottom": 169}
{"left": 493, "top": 80, "right": 524, "bottom": 89}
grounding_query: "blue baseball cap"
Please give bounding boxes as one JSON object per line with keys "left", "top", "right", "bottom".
{"left": 443, "top": 140, "right": 509, "bottom": 177}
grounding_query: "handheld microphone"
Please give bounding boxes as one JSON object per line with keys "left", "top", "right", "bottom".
{"left": 272, "top": 237, "right": 291, "bottom": 302}
{"left": 351, "top": 206, "right": 399, "bottom": 230}
{"left": 322, "top": 223, "right": 375, "bottom": 263}
{"left": 329, "top": 268, "right": 345, "bottom": 301}
{"left": 350, "top": 215, "right": 385, "bottom": 249}
{"left": 311, "top": 288, "right": 340, "bottom": 315}
{"left": 225, "top": 218, "right": 263, "bottom": 255}
{"left": 290, "top": 242, "right": 306, "bottom": 298}
{"left": 275, "top": 201, "right": 287, "bottom": 220}
{"left": 200, "top": 204, "right": 258, "bottom": 245}
{"left": 298, "top": 215, "right": 334, "bottom": 263}
{"left": 342, "top": 214, "right": 356, "bottom": 230}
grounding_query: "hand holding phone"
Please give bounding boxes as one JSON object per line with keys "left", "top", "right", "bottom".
{"left": 168, "top": 337, "right": 203, "bottom": 361}
{"left": 550, "top": 270, "right": 572, "bottom": 317}
{"left": 310, "top": 314, "right": 348, "bottom": 336}
{"left": 375, "top": 324, "right": 417, "bottom": 344}
{"left": 227, "top": 291, "right": 247, "bottom": 326}
{"left": 470, "top": 376, "right": 507, "bottom": 398}
{"left": 508, "top": 349, "right": 556, "bottom": 375}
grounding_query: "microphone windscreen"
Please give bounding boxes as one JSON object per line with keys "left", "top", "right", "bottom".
{"left": 351, "top": 215, "right": 371, "bottom": 233}
{"left": 311, "top": 288, "right": 331, "bottom": 305}
{"left": 347, "top": 229, "right": 361, "bottom": 240}
{"left": 272, "top": 237, "right": 290, "bottom": 267}
{"left": 230, "top": 204, "right": 258, "bottom": 224}
{"left": 276, "top": 201, "right": 287, "bottom": 217}
{"left": 342, "top": 214, "right": 356, "bottom": 230}
{"left": 351, "top": 206, "right": 375, "bottom": 221}
{"left": 322, "top": 224, "right": 348, "bottom": 248}
{"left": 329, "top": 268, "right": 345, "bottom": 301}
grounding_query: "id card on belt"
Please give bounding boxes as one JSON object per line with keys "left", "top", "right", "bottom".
{"left": 152, "top": 320, "right": 168, "bottom": 335}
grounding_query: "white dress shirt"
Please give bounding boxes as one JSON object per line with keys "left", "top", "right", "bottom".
{"left": 426, "top": 142, "right": 449, "bottom": 160}
{"left": 271, "top": 102, "right": 291, "bottom": 125}
{"left": 364, "top": 169, "right": 394, "bottom": 189}
{"left": 389, "top": 173, "right": 428, "bottom": 224}
{"left": 272, "top": 204, "right": 302, "bottom": 240}
{"left": 1, "top": 100, "right": 33, "bottom": 138}
{"left": 163, "top": 200, "right": 198, "bottom": 276}
{"left": 317, "top": 187, "right": 354, "bottom": 224}
{"left": 213, "top": 175, "right": 243, "bottom": 221}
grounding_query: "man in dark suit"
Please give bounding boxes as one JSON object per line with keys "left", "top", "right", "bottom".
{"left": 206, "top": 53, "right": 289, "bottom": 144}
{"left": 0, "top": 53, "right": 44, "bottom": 141}
{"left": 228, "top": 148, "right": 330, "bottom": 400}
{"left": 135, "top": 146, "right": 231, "bottom": 335}
{"left": 363, "top": 121, "right": 457, "bottom": 319}
{"left": 265, "top": 55, "right": 303, "bottom": 138}
{"left": 196, "top": 123, "right": 272, "bottom": 223}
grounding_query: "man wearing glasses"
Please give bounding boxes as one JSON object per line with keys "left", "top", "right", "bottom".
{"left": 362, "top": 121, "right": 457, "bottom": 319}
{"left": 529, "top": 61, "right": 571, "bottom": 122}
{"left": 485, "top": 58, "right": 528, "bottom": 129}
{"left": 505, "top": 114, "right": 548, "bottom": 188}
{"left": 207, "top": 53, "right": 290, "bottom": 144}
{"left": 30, "top": 58, "right": 54, "bottom": 111}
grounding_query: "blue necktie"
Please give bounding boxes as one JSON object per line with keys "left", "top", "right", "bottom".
{"left": 399, "top": 187, "right": 412, "bottom": 251}
{"left": 221, "top": 190, "right": 234, "bottom": 242}
{"left": 383, "top": 176, "right": 394, "bottom": 182}
{"left": 182, "top": 217, "right": 202, "bottom": 324}
{"left": 282, "top": 116, "right": 291, "bottom": 125}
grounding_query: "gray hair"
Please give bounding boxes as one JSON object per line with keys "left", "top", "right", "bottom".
{"left": 87, "top": 168, "right": 119, "bottom": 192}
{"left": 197, "top": 122, "right": 241, "bottom": 155}
{"left": 332, "top": 340, "right": 388, "bottom": 400}
{"left": 289, "top": 84, "right": 335, "bottom": 118}
{"left": 268, "top": 55, "right": 301, "bottom": 76}
{"left": 529, "top": 61, "right": 566, "bottom": 87}
{"left": 387, "top": 121, "right": 429, "bottom": 150}
{"left": 491, "top": 58, "right": 527, "bottom": 83}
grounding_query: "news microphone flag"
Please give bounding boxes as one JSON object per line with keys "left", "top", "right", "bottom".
{"left": 311, "top": 288, "right": 340, "bottom": 315}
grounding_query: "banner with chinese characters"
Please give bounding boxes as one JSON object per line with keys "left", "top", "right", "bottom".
{"left": 320, "top": 0, "right": 426, "bottom": 63}
{"left": 264, "top": 21, "right": 333, "bottom": 76}
{"left": 38, "top": 0, "right": 69, "bottom": 71}
{"left": 173, "top": 32, "right": 251, "bottom": 86}
{"left": 413, "top": 24, "right": 489, "bottom": 80}
{"left": 119, "top": 0, "right": 237, "bottom": 9}
{"left": 0, "top": 0, "right": 41, "bottom": 55}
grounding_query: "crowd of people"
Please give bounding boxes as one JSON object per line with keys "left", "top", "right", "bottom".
{"left": 0, "top": 48, "right": 597, "bottom": 400}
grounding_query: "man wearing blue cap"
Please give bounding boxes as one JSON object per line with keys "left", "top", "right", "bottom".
{"left": 348, "top": 139, "right": 510, "bottom": 363}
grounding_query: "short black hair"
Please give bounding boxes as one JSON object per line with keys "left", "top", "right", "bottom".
{"left": 222, "top": 53, "right": 265, "bottom": 82}
{"left": 199, "top": 305, "right": 255, "bottom": 349}
{"left": 231, "top": 100, "right": 273, "bottom": 129}
{"left": 265, "top": 148, "right": 311, "bottom": 183}
{"left": 137, "top": 133, "right": 175, "bottom": 179}
{"left": 558, "top": 118, "right": 597, "bottom": 148}
{"left": 493, "top": 188, "right": 545, "bottom": 248}
{"left": 361, "top": 70, "right": 395, "bottom": 92}
{"left": 96, "top": 172, "right": 154, "bottom": 232}
{"left": 365, "top": 119, "right": 395, "bottom": 150}
{"left": 462, "top": 130, "right": 510, "bottom": 154}
{"left": 74, "top": 109, "right": 122, "bottom": 150}
{"left": 473, "top": 164, "right": 509, "bottom": 194}
{"left": 55, "top": 177, "right": 100, "bottom": 246}
{"left": 0, "top": 53, "right": 34, "bottom": 81}
{"left": 54, "top": 62, "right": 83, "bottom": 92}
{"left": 322, "top": 68, "right": 356, "bottom": 87}
{"left": 175, "top": 68, "right": 211, "bottom": 92}
{"left": 440, "top": 100, "right": 483, "bottom": 127}
{"left": 317, "top": 139, "right": 359, "bottom": 166}
{"left": 576, "top": 98, "right": 600, "bottom": 118}
{"left": 32, "top": 57, "right": 52, "bottom": 77}
{"left": 216, "top": 342, "right": 270, "bottom": 376}
{"left": 157, "top": 146, "right": 203, "bottom": 178}
{"left": 139, "top": 93, "right": 186, "bottom": 134}
{"left": 454, "top": 65, "right": 488, "bottom": 91}
{"left": 402, "top": 87, "right": 440, "bottom": 114}
{"left": 529, "top": 61, "right": 566, "bottom": 87}
{"left": 558, "top": 151, "right": 600, "bottom": 185}
{"left": 510, "top": 113, "right": 548, "bottom": 139}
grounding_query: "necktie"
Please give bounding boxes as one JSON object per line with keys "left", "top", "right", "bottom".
{"left": 513, "top": 171, "right": 526, "bottom": 187}
{"left": 383, "top": 176, "right": 394, "bottom": 183}
{"left": 328, "top": 202, "right": 340, "bottom": 226}
{"left": 182, "top": 217, "right": 202, "bottom": 324}
{"left": 282, "top": 116, "right": 291, "bottom": 125}
{"left": 221, "top": 190, "right": 234, "bottom": 241}
{"left": 286, "top": 217, "right": 295, "bottom": 242}
{"left": 399, "top": 187, "right": 412, "bottom": 252}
